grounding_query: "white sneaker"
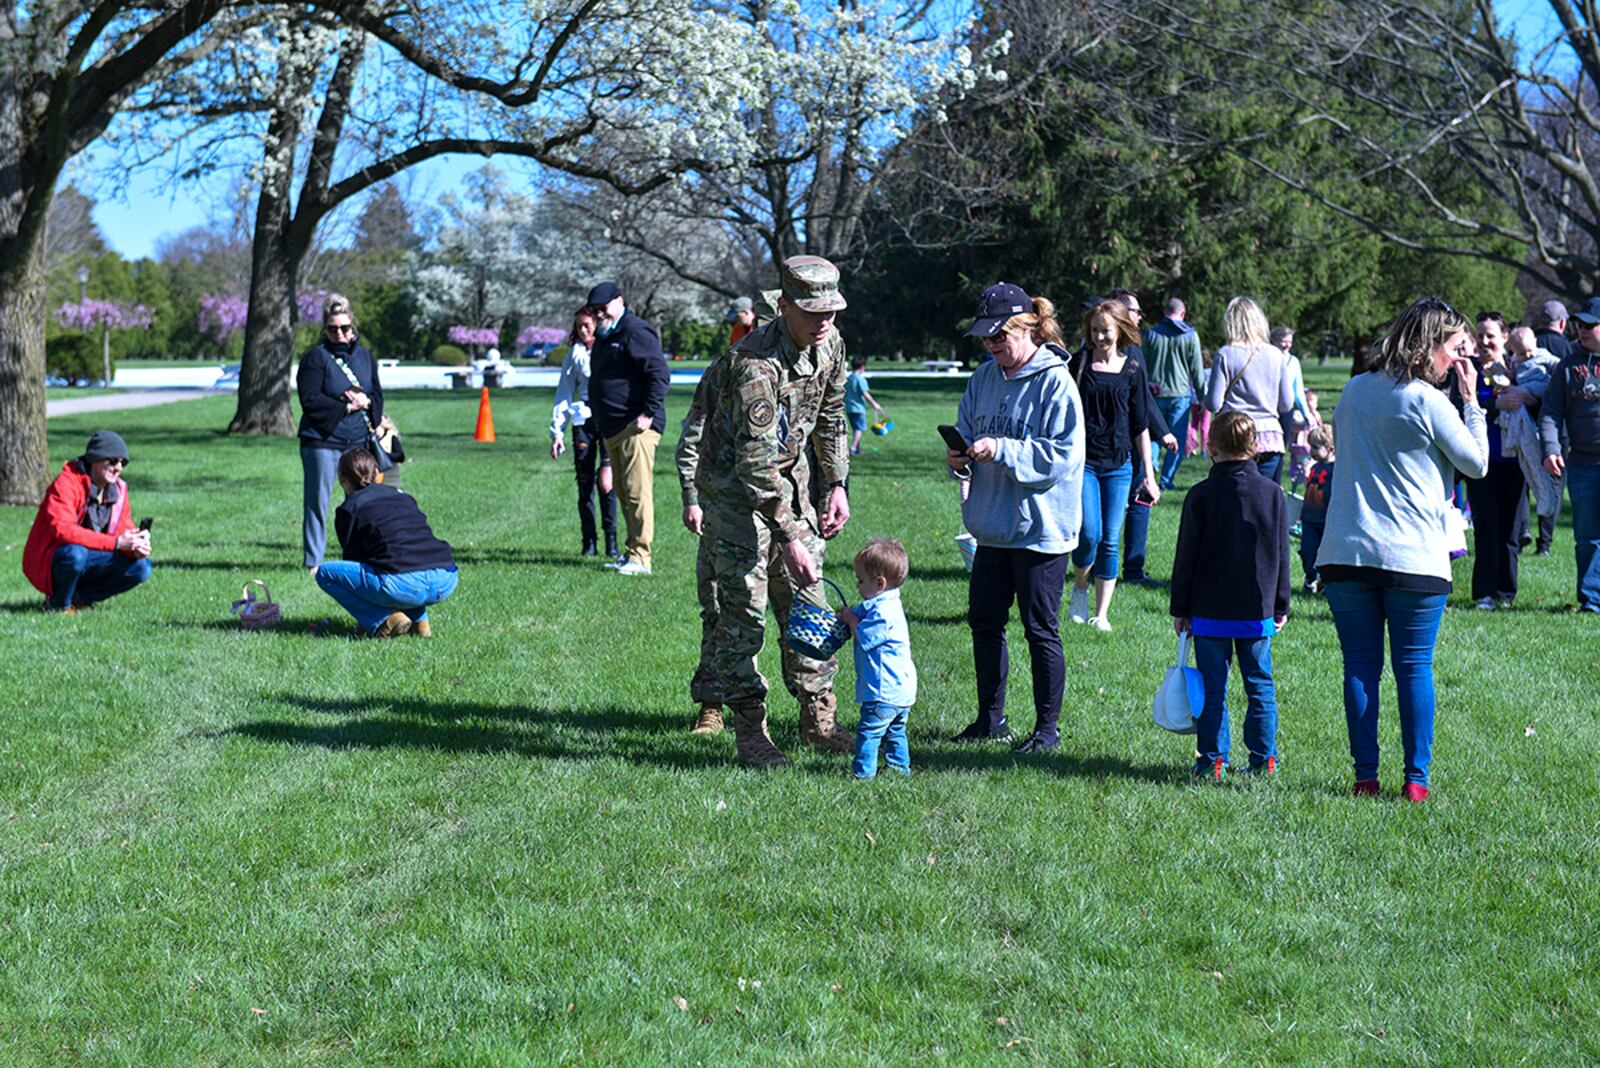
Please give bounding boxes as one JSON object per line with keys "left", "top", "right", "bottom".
{"left": 1090, "top": 615, "right": 1113, "bottom": 633}
{"left": 615, "top": 559, "right": 653, "bottom": 576}
{"left": 1473, "top": 596, "right": 1497, "bottom": 611}
{"left": 1069, "top": 586, "right": 1089, "bottom": 624}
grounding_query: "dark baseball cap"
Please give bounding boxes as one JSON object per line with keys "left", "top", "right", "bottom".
{"left": 83, "top": 429, "right": 129, "bottom": 464}
{"left": 1571, "top": 297, "right": 1600, "bottom": 325}
{"left": 965, "top": 283, "right": 1033, "bottom": 338}
{"left": 585, "top": 281, "right": 622, "bottom": 308}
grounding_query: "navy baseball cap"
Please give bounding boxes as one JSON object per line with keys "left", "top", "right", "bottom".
{"left": 1572, "top": 297, "right": 1600, "bottom": 325}
{"left": 585, "top": 281, "right": 622, "bottom": 308}
{"left": 965, "top": 283, "right": 1032, "bottom": 338}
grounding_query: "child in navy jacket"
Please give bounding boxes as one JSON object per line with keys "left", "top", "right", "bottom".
{"left": 1170, "top": 412, "right": 1291, "bottom": 780}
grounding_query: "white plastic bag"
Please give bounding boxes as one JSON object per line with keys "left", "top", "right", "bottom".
{"left": 1152, "top": 633, "right": 1204, "bottom": 734}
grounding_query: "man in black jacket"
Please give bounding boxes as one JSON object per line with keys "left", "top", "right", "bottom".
{"left": 586, "top": 281, "right": 670, "bottom": 576}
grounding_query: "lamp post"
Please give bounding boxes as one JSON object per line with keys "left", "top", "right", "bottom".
{"left": 76, "top": 265, "right": 88, "bottom": 306}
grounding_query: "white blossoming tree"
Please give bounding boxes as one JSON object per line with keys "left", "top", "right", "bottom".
{"left": 0, "top": 0, "right": 760, "bottom": 495}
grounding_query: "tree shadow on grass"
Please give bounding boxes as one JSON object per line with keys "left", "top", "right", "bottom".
{"left": 0, "top": 600, "right": 46, "bottom": 615}
{"left": 913, "top": 742, "right": 1183, "bottom": 785}
{"left": 906, "top": 610, "right": 967, "bottom": 626}
{"left": 212, "top": 697, "right": 725, "bottom": 769}
{"left": 158, "top": 558, "right": 286, "bottom": 572}
{"left": 450, "top": 547, "right": 601, "bottom": 569}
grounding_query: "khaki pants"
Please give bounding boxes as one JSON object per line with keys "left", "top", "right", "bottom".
{"left": 604, "top": 425, "right": 660, "bottom": 567}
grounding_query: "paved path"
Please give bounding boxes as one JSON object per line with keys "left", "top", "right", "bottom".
{"left": 47, "top": 389, "right": 228, "bottom": 418}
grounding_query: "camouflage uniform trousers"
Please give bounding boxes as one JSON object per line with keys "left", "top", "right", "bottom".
{"left": 703, "top": 526, "right": 838, "bottom": 709}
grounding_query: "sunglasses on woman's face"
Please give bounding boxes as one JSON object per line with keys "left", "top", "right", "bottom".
{"left": 328, "top": 323, "right": 355, "bottom": 337}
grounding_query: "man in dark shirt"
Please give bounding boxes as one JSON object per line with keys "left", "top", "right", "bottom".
{"left": 1534, "top": 299, "right": 1575, "bottom": 363}
{"left": 1541, "top": 296, "right": 1600, "bottom": 612}
{"left": 585, "top": 281, "right": 670, "bottom": 576}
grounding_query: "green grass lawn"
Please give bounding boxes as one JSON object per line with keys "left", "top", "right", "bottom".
{"left": 2, "top": 367, "right": 1596, "bottom": 1064}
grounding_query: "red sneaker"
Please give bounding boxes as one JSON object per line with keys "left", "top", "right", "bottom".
{"left": 1401, "top": 782, "right": 1430, "bottom": 803}
{"left": 1352, "top": 779, "right": 1380, "bottom": 797}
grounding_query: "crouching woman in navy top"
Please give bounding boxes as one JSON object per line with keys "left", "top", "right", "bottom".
{"left": 315, "top": 448, "right": 458, "bottom": 639}
{"left": 946, "top": 283, "right": 1086, "bottom": 754}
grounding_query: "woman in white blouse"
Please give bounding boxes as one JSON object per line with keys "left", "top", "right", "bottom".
{"left": 549, "top": 307, "right": 619, "bottom": 558}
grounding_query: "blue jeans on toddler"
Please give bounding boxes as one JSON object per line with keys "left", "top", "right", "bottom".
{"left": 1324, "top": 582, "right": 1446, "bottom": 785}
{"left": 1298, "top": 519, "right": 1325, "bottom": 587}
{"left": 1073, "top": 459, "right": 1133, "bottom": 580}
{"left": 316, "top": 562, "right": 459, "bottom": 634}
{"left": 1193, "top": 635, "right": 1278, "bottom": 769}
{"left": 853, "top": 702, "right": 911, "bottom": 778}
{"left": 49, "top": 544, "right": 152, "bottom": 609}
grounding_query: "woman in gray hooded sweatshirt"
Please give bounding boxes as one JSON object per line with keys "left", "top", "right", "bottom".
{"left": 947, "top": 283, "right": 1087, "bottom": 753}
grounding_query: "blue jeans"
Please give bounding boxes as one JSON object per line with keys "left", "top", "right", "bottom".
{"left": 1299, "top": 520, "right": 1325, "bottom": 586}
{"left": 1123, "top": 491, "right": 1153, "bottom": 580}
{"left": 853, "top": 702, "right": 911, "bottom": 778}
{"left": 1073, "top": 460, "right": 1133, "bottom": 580}
{"left": 1193, "top": 635, "right": 1278, "bottom": 768}
{"left": 1155, "top": 394, "right": 1192, "bottom": 488}
{"left": 1566, "top": 462, "right": 1600, "bottom": 611}
{"left": 316, "top": 562, "right": 459, "bottom": 634}
{"left": 48, "top": 544, "right": 152, "bottom": 609}
{"left": 1324, "top": 582, "right": 1447, "bottom": 785}
{"left": 1255, "top": 452, "right": 1284, "bottom": 485}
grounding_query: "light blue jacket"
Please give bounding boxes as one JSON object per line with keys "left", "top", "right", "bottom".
{"left": 851, "top": 587, "right": 917, "bottom": 706}
{"left": 955, "top": 343, "right": 1086, "bottom": 554}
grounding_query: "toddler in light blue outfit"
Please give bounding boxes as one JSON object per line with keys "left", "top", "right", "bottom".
{"left": 841, "top": 537, "right": 918, "bottom": 779}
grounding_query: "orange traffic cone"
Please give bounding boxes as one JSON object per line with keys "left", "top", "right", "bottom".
{"left": 474, "top": 386, "right": 496, "bottom": 443}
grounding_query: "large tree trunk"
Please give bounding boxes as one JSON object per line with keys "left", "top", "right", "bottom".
{"left": 228, "top": 227, "right": 300, "bottom": 436}
{"left": 0, "top": 58, "right": 50, "bottom": 505}
{"left": 0, "top": 242, "right": 49, "bottom": 505}
{"left": 228, "top": 33, "right": 313, "bottom": 438}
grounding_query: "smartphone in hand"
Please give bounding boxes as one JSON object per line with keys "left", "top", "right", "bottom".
{"left": 937, "top": 424, "right": 968, "bottom": 452}
{"left": 138, "top": 516, "right": 154, "bottom": 532}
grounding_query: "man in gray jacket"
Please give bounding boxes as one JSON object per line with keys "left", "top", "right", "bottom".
{"left": 1141, "top": 297, "right": 1206, "bottom": 488}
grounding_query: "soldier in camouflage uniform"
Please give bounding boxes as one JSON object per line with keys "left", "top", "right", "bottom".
{"left": 676, "top": 356, "right": 727, "bottom": 736}
{"left": 695, "top": 256, "right": 854, "bottom": 768}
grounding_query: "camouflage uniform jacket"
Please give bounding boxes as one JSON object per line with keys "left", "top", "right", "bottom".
{"left": 696, "top": 319, "right": 849, "bottom": 547}
{"left": 675, "top": 356, "right": 724, "bottom": 510}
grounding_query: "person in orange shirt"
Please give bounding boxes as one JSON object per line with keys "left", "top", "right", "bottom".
{"left": 726, "top": 296, "right": 755, "bottom": 346}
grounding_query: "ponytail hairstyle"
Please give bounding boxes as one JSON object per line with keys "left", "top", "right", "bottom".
{"left": 338, "top": 447, "right": 381, "bottom": 490}
{"left": 1001, "top": 296, "right": 1065, "bottom": 348}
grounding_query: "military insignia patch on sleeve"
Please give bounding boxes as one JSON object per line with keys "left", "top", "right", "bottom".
{"left": 747, "top": 399, "right": 775, "bottom": 429}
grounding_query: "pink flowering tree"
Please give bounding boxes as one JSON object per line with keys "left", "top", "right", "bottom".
{"left": 198, "top": 295, "right": 249, "bottom": 347}
{"left": 517, "top": 325, "right": 565, "bottom": 350}
{"left": 54, "top": 300, "right": 155, "bottom": 386}
{"left": 448, "top": 326, "right": 500, "bottom": 356}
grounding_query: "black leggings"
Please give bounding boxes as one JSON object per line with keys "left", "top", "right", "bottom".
{"left": 572, "top": 422, "right": 617, "bottom": 547}
{"left": 968, "top": 546, "right": 1070, "bottom": 734}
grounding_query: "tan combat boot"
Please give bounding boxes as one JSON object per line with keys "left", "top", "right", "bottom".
{"left": 690, "top": 705, "right": 724, "bottom": 736}
{"left": 798, "top": 692, "right": 854, "bottom": 752}
{"left": 731, "top": 705, "right": 791, "bottom": 769}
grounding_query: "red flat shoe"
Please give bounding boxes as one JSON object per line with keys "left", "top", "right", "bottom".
{"left": 1352, "top": 779, "right": 1380, "bottom": 797}
{"left": 1401, "top": 782, "right": 1430, "bottom": 803}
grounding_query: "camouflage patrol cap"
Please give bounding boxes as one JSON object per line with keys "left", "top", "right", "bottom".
{"left": 779, "top": 256, "right": 847, "bottom": 313}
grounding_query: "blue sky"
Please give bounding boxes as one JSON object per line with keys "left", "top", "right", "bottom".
{"left": 82, "top": 1, "right": 1570, "bottom": 260}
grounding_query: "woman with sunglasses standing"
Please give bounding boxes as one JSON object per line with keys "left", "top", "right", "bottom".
{"left": 1315, "top": 297, "right": 1487, "bottom": 802}
{"left": 297, "top": 294, "right": 384, "bottom": 572}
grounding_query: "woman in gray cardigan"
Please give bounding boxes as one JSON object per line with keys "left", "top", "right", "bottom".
{"left": 1315, "top": 297, "right": 1487, "bottom": 803}
{"left": 1206, "top": 296, "right": 1295, "bottom": 483}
